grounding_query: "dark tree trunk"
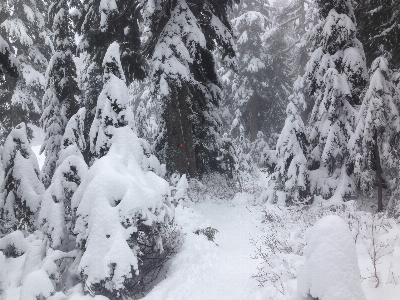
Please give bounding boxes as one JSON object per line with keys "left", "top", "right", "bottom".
{"left": 373, "top": 130, "right": 383, "bottom": 211}
{"left": 249, "top": 92, "right": 261, "bottom": 142}
{"left": 163, "top": 85, "right": 197, "bottom": 178}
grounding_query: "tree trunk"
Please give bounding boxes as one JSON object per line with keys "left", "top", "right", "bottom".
{"left": 373, "top": 130, "right": 383, "bottom": 211}
{"left": 249, "top": 92, "right": 261, "bottom": 142}
{"left": 163, "top": 85, "right": 197, "bottom": 178}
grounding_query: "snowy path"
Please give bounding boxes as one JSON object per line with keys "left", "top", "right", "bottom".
{"left": 142, "top": 200, "right": 265, "bottom": 300}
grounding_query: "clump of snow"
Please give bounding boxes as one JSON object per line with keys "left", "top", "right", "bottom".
{"left": 296, "top": 215, "right": 366, "bottom": 300}
{"left": 20, "top": 269, "right": 54, "bottom": 300}
{"left": 0, "top": 230, "right": 28, "bottom": 256}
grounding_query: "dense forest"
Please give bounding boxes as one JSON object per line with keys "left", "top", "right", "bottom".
{"left": 1, "top": 0, "right": 400, "bottom": 299}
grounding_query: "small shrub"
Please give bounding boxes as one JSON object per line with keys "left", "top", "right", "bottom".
{"left": 195, "top": 227, "right": 219, "bottom": 245}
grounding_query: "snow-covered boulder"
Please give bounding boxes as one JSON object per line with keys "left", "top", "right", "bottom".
{"left": 296, "top": 215, "right": 366, "bottom": 300}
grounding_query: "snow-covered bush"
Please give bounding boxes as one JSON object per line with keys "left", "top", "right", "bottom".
{"left": 252, "top": 204, "right": 306, "bottom": 297}
{"left": 252, "top": 201, "right": 384, "bottom": 298}
{"left": 296, "top": 215, "right": 366, "bottom": 300}
{"left": 0, "top": 123, "right": 44, "bottom": 234}
{"left": 170, "top": 173, "right": 189, "bottom": 207}
{"left": 72, "top": 126, "right": 179, "bottom": 298}
{"left": 188, "top": 173, "right": 238, "bottom": 203}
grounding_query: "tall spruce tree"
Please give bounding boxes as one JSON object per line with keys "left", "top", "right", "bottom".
{"left": 147, "top": 0, "right": 238, "bottom": 177}
{"left": 73, "top": 0, "right": 146, "bottom": 164}
{"left": 269, "top": 96, "right": 310, "bottom": 206}
{"left": 349, "top": 57, "right": 400, "bottom": 211}
{"left": 0, "top": 0, "right": 51, "bottom": 142}
{"left": 305, "top": 0, "right": 368, "bottom": 200}
{"left": 40, "top": 0, "right": 80, "bottom": 188}
{"left": 0, "top": 12, "right": 19, "bottom": 140}
{"left": 227, "top": 1, "right": 291, "bottom": 142}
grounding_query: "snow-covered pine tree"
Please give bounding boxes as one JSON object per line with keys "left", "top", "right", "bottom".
{"left": 0, "top": 0, "right": 51, "bottom": 142}
{"left": 39, "top": 108, "right": 88, "bottom": 249}
{"left": 349, "top": 57, "right": 400, "bottom": 211}
{"left": 72, "top": 126, "right": 177, "bottom": 299}
{"left": 306, "top": 0, "right": 368, "bottom": 200}
{"left": 269, "top": 92, "right": 310, "bottom": 206}
{"left": 0, "top": 123, "right": 44, "bottom": 234}
{"left": 40, "top": 0, "right": 80, "bottom": 188}
{"left": 228, "top": 2, "right": 291, "bottom": 141}
{"left": 89, "top": 42, "right": 134, "bottom": 161}
{"left": 229, "top": 109, "right": 253, "bottom": 176}
{"left": 147, "top": 0, "right": 237, "bottom": 177}
{"left": 73, "top": 0, "right": 146, "bottom": 164}
{"left": 0, "top": 10, "right": 19, "bottom": 141}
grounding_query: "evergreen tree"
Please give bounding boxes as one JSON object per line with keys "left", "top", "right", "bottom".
{"left": 0, "top": 0, "right": 51, "bottom": 142}
{"left": 40, "top": 0, "right": 80, "bottom": 188}
{"left": 148, "top": 0, "right": 238, "bottom": 177}
{"left": 39, "top": 108, "right": 88, "bottom": 249}
{"left": 355, "top": 0, "right": 400, "bottom": 69}
{"left": 269, "top": 91, "right": 310, "bottom": 205}
{"left": 0, "top": 19, "right": 19, "bottom": 141}
{"left": 306, "top": 0, "right": 368, "bottom": 200}
{"left": 89, "top": 42, "right": 134, "bottom": 161}
{"left": 228, "top": 2, "right": 291, "bottom": 141}
{"left": 349, "top": 57, "right": 400, "bottom": 211}
{"left": 0, "top": 123, "right": 44, "bottom": 234}
{"left": 73, "top": 0, "right": 146, "bottom": 163}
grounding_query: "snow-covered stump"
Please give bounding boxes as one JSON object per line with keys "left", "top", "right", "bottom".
{"left": 296, "top": 215, "right": 366, "bottom": 300}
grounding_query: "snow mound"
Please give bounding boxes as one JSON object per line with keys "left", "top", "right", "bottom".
{"left": 296, "top": 215, "right": 366, "bottom": 300}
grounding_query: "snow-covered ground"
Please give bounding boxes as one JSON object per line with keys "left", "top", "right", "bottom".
{"left": 143, "top": 199, "right": 264, "bottom": 300}
{"left": 3, "top": 155, "right": 400, "bottom": 299}
{"left": 142, "top": 194, "right": 400, "bottom": 300}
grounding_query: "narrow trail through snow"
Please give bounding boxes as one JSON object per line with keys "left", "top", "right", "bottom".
{"left": 142, "top": 200, "right": 265, "bottom": 300}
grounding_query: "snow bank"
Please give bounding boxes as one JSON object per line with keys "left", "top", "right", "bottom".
{"left": 296, "top": 215, "right": 366, "bottom": 300}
